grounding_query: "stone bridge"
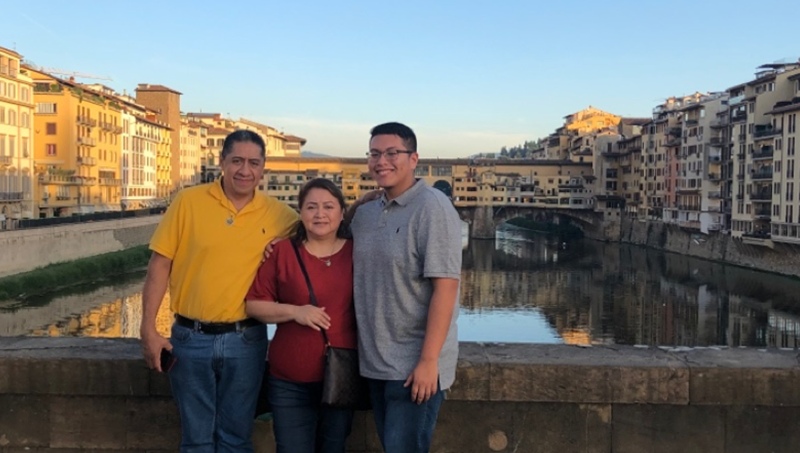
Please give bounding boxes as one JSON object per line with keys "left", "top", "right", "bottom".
{"left": 456, "top": 205, "right": 604, "bottom": 239}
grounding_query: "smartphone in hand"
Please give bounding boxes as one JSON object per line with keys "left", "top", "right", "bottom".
{"left": 160, "top": 349, "right": 177, "bottom": 373}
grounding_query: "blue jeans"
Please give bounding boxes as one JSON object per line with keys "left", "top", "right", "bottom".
{"left": 367, "top": 379, "right": 445, "bottom": 453}
{"left": 268, "top": 376, "right": 354, "bottom": 453}
{"left": 169, "top": 323, "right": 268, "bottom": 453}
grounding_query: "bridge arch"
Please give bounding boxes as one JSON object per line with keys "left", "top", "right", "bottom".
{"left": 433, "top": 180, "right": 452, "bottom": 198}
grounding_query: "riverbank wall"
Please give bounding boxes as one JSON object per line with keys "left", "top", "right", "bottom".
{"left": 615, "top": 217, "right": 800, "bottom": 279}
{"left": 0, "top": 216, "right": 161, "bottom": 278}
{"left": 2, "top": 337, "right": 799, "bottom": 453}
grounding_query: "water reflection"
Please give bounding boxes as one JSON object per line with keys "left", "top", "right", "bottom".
{"left": 3, "top": 223, "right": 800, "bottom": 347}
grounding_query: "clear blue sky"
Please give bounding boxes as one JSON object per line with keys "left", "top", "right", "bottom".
{"left": 2, "top": 0, "right": 796, "bottom": 158}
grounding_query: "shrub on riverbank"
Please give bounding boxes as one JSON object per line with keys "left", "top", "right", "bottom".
{"left": 0, "top": 246, "right": 151, "bottom": 300}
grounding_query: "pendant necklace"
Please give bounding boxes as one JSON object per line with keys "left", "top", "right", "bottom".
{"left": 308, "top": 239, "right": 338, "bottom": 267}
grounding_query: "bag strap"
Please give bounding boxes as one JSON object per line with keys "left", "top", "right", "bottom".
{"left": 291, "top": 241, "right": 330, "bottom": 347}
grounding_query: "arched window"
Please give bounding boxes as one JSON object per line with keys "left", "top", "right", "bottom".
{"left": 8, "top": 109, "right": 16, "bottom": 126}
{"left": 22, "top": 172, "right": 31, "bottom": 196}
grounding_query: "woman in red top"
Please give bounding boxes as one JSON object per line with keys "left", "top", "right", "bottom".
{"left": 245, "top": 178, "right": 356, "bottom": 453}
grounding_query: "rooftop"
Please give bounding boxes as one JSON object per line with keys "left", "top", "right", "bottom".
{"left": 135, "top": 83, "right": 182, "bottom": 95}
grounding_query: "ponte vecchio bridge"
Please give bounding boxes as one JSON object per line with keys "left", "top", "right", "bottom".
{"left": 234, "top": 157, "right": 609, "bottom": 238}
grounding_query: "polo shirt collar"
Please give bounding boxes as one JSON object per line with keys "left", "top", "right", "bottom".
{"left": 380, "top": 178, "right": 427, "bottom": 207}
{"left": 209, "top": 177, "right": 266, "bottom": 213}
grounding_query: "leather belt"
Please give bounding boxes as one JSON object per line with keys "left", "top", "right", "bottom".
{"left": 174, "top": 314, "right": 263, "bottom": 335}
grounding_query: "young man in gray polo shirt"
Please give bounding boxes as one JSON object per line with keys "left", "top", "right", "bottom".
{"left": 350, "top": 122, "right": 462, "bottom": 453}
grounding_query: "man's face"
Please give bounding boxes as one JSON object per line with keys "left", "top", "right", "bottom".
{"left": 368, "top": 134, "right": 418, "bottom": 198}
{"left": 220, "top": 141, "right": 265, "bottom": 199}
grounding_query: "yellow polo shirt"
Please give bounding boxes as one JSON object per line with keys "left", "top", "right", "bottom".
{"left": 149, "top": 180, "right": 298, "bottom": 322}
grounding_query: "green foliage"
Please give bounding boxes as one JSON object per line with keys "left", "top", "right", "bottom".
{"left": 0, "top": 246, "right": 151, "bottom": 300}
{"left": 496, "top": 139, "right": 545, "bottom": 159}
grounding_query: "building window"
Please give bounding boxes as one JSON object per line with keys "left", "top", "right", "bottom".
{"left": 36, "top": 103, "right": 57, "bottom": 114}
{"left": 46, "top": 144, "right": 57, "bottom": 156}
{"left": 46, "top": 123, "right": 57, "bottom": 135}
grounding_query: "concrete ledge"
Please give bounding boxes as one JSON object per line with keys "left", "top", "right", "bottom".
{"left": 2, "top": 338, "right": 800, "bottom": 452}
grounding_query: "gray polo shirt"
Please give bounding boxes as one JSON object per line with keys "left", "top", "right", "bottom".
{"left": 351, "top": 179, "right": 462, "bottom": 390}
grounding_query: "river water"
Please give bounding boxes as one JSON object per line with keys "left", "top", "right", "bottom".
{"left": 3, "top": 224, "right": 800, "bottom": 347}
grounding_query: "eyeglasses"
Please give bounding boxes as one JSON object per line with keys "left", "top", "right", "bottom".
{"left": 366, "top": 150, "right": 414, "bottom": 161}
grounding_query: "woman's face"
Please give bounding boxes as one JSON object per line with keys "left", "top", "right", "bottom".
{"left": 300, "top": 188, "right": 343, "bottom": 240}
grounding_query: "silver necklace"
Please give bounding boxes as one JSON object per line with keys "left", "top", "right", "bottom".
{"left": 307, "top": 239, "right": 338, "bottom": 266}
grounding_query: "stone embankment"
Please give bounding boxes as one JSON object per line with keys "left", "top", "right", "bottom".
{"left": 0, "top": 216, "right": 161, "bottom": 278}
{"left": 2, "top": 337, "right": 800, "bottom": 452}
{"left": 613, "top": 217, "right": 800, "bottom": 279}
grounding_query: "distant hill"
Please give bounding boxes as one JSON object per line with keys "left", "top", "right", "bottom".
{"left": 301, "top": 151, "right": 331, "bottom": 158}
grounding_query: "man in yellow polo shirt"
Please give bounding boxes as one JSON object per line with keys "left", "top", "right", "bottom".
{"left": 139, "top": 130, "right": 298, "bottom": 453}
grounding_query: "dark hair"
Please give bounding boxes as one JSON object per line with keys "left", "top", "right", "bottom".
{"left": 220, "top": 130, "right": 266, "bottom": 160}
{"left": 370, "top": 122, "right": 417, "bottom": 153}
{"left": 292, "top": 178, "right": 349, "bottom": 244}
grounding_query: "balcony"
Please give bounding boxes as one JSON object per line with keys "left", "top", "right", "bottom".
{"left": 752, "top": 146, "right": 774, "bottom": 161}
{"left": 708, "top": 155, "right": 722, "bottom": 164}
{"left": 710, "top": 119, "right": 727, "bottom": 129}
{"left": 731, "top": 112, "right": 747, "bottom": 123}
{"left": 754, "top": 209, "right": 771, "bottom": 219}
{"left": 99, "top": 178, "right": 122, "bottom": 186}
{"left": 708, "top": 223, "right": 723, "bottom": 231}
{"left": 77, "top": 156, "right": 97, "bottom": 166}
{"left": 0, "top": 191, "right": 23, "bottom": 201}
{"left": 708, "top": 173, "right": 721, "bottom": 181}
{"left": 737, "top": 173, "right": 745, "bottom": 180}
{"left": 742, "top": 231, "right": 774, "bottom": 248}
{"left": 751, "top": 169, "right": 773, "bottom": 180}
{"left": 665, "top": 137, "right": 681, "bottom": 147}
{"left": 77, "top": 136, "right": 97, "bottom": 147}
{"left": 666, "top": 127, "right": 682, "bottom": 137}
{"left": 677, "top": 204, "right": 700, "bottom": 211}
{"left": 76, "top": 176, "right": 96, "bottom": 186}
{"left": 751, "top": 190, "right": 772, "bottom": 201}
{"left": 708, "top": 191, "right": 722, "bottom": 199}
{"left": 754, "top": 125, "right": 782, "bottom": 139}
{"left": 0, "top": 155, "right": 11, "bottom": 166}
{"left": 709, "top": 137, "right": 724, "bottom": 146}
{"left": 39, "top": 174, "right": 80, "bottom": 185}
{"left": 679, "top": 220, "right": 701, "bottom": 230}
{"left": 736, "top": 153, "right": 745, "bottom": 161}
{"left": 684, "top": 119, "right": 699, "bottom": 127}
{"left": 76, "top": 115, "right": 97, "bottom": 127}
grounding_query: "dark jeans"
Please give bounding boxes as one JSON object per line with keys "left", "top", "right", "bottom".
{"left": 268, "top": 376, "right": 355, "bottom": 453}
{"left": 168, "top": 323, "right": 268, "bottom": 453}
{"left": 367, "top": 379, "right": 445, "bottom": 453}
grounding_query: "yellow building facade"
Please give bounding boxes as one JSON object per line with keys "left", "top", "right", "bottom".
{"left": 30, "top": 70, "right": 123, "bottom": 216}
{"left": 0, "top": 46, "right": 35, "bottom": 226}
{"left": 261, "top": 157, "right": 596, "bottom": 210}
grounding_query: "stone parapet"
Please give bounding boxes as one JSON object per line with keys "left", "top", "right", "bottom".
{"left": 2, "top": 337, "right": 800, "bottom": 452}
{"left": 0, "top": 216, "right": 161, "bottom": 278}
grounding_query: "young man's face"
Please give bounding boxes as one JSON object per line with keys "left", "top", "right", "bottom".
{"left": 220, "top": 141, "right": 265, "bottom": 199}
{"left": 368, "top": 134, "right": 418, "bottom": 199}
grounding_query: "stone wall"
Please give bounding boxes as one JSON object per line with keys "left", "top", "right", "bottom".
{"left": 0, "top": 216, "right": 161, "bottom": 278}
{"left": 619, "top": 217, "right": 800, "bottom": 279}
{"left": 2, "top": 337, "right": 800, "bottom": 453}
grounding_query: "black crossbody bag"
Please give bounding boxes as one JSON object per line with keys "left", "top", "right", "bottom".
{"left": 292, "top": 242, "right": 371, "bottom": 410}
